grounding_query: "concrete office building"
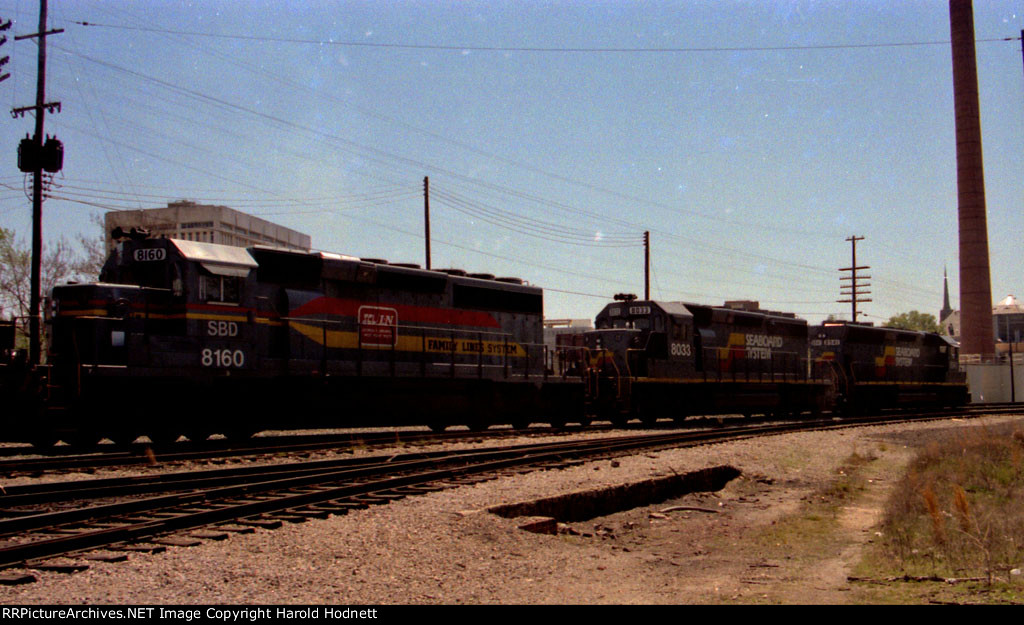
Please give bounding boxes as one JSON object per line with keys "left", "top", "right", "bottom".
{"left": 105, "top": 201, "right": 311, "bottom": 252}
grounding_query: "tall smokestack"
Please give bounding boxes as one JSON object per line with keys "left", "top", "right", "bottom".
{"left": 949, "top": 0, "right": 995, "bottom": 359}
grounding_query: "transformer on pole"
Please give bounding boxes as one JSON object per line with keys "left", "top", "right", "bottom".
{"left": 10, "top": 0, "right": 63, "bottom": 365}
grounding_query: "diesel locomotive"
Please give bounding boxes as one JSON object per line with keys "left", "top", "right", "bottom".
{"left": 810, "top": 321, "right": 968, "bottom": 413}
{"left": 21, "top": 231, "right": 583, "bottom": 446}
{"left": 0, "top": 232, "right": 969, "bottom": 447}
{"left": 583, "top": 299, "right": 834, "bottom": 425}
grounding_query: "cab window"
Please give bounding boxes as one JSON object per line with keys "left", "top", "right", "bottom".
{"left": 200, "top": 275, "right": 241, "bottom": 304}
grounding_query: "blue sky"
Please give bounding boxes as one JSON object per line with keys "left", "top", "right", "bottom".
{"left": 1, "top": 0, "right": 1022, "bottom": 325}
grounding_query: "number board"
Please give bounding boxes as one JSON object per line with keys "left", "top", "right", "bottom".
{"left": 134, "top": 248, "right": 166, "bottom": 262}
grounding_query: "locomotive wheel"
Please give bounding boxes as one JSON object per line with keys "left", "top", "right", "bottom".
{"left": 108, "top": 432, "right": 139, "bottom": 447}
{"left": 510, "top": 418, "right": 530, "bottom": 430}
{"left": 147, "top": 432, "right": 180, "bottom": 446}
{"left": 547, "top": 416, "right": 567, "bottom": 428}
{"left": 29, "top": 434, "right": 59, "bottom": 450}
{"left": 609, "top": 414, "right": 629, "bottom": 428}
{"left": 186, "top": 431, "right": 209, "bottom": 443}
{"left": 428, "top": 422, "right": 448, "bottom": 433}
{"left": 66, "top": 431, "right": 102, "bottom": 449}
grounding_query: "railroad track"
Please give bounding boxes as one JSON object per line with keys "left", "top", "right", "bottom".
{"left": 1, "top": 405, "right": 1021, "bottom": 579}
{"left": 0, "top": 429, "right": 745, "bottom": 571}
{"left": 0, "top": 425, "right": 610, "bottom": 476}
{"left": 4, "top": 403, "right": 1020, "bottom": 477}
{"left": 1, "top": 403, "right": 1021, "bottom": 477}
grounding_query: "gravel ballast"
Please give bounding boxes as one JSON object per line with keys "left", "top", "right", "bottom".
{"left": 1, "top": 414, "right": 1020, "bottom": 605}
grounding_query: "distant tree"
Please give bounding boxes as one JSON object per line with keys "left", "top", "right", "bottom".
{"left": 883, "top": 310, "right": 941, "bottom": 333}
{"left": 0, "top": 228, "right": 81, "bottom": 342}
{"left": 73, "top": 213, "right": 109, "bottom": 279}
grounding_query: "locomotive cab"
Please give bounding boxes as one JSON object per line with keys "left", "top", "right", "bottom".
{"left": 43, "top": 235, "right": 260, "bottom": 444}
{"left": 52, "top": 237, "right": 258, "bottom": 370}
{"left": 589, "top": 301, "right": 697, "bottom": 376}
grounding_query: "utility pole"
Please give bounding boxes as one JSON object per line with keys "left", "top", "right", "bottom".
{"left": 643, "top": 231, "right": 650, "bottom": 301}
{"left": 423, "top": 176, "right": 431, "bottom": 270}
{"left": 0, "top": 17, "right": 11, "bottom": 84}
{"left": 837, "top": 235, "right": 871, "bottom": 323}
{"left": 12, "top": 0, "right": 63, "bottom": 366}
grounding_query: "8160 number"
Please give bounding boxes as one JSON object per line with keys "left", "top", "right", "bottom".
{"left": 201, "top": 348, "right": 245, "bottom": 368}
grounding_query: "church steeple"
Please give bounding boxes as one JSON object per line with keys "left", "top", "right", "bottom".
{"left": 940, "top": 266, "right": 954, "bottom": 322}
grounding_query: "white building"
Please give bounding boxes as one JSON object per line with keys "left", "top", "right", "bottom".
{"left": 105, "top": 201, "right": 311, "bottom": 252}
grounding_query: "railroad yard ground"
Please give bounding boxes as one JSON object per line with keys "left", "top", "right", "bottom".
{"left": 1, "top": 413, "right": 1023, "bottom": 605}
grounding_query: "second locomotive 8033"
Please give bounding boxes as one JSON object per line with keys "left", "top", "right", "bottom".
{"left": 582, "top": 300, "right": 834, "bottom": 424}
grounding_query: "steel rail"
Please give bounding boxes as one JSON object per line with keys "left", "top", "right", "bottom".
{"left": 2, "top": 403, "right": 1021, "bottom": 478}
{"left": 0, "top": 424, "right": 609, "bottom": 475}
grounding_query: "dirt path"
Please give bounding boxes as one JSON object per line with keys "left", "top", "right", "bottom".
{"left": 531, "top": 431, "right": 918, "bottom": 604}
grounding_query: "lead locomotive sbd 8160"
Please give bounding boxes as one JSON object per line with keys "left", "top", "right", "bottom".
{"left": 19, "top": 230, "right": 583, "bottom": 446}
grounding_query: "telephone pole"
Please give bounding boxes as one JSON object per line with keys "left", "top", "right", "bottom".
{"left": 423, "top": 176, "right": 431, "bottom": 270}
{"left": 643, "top": 231, "right": 650, "bottom": 301}
{"left": 11, "top": 0, "right": 63, "bottom": 366}
{"left": 837, "top": 235, "right": 871, "bottom": 323}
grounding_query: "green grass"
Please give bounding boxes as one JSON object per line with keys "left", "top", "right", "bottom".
{"left": 853, "top": 425, "right": 1024, "bottom": 604}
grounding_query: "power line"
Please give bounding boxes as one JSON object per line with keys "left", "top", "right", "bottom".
{"left": 70, "top": 21, "right": 1020, "bottom": 53}
{"left": 47, "top": 43, "right": 859, "bottom": 280}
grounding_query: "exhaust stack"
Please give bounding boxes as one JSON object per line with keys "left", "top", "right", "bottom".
{"left": 949, "top": 0, "right": 995, "bottom": 359}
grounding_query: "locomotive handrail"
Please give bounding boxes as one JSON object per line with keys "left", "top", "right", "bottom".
{"left": 543, "top": 344, "right": 589, "bottom": 381}
{"left": 582, "top": 347, "right": 627, "bottom": 405}
{"left": 625, "top": 347, "right": 641, "bottom": 380}
{"left": 550, "top": 343, "right": 589, "bottom": 379}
